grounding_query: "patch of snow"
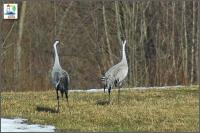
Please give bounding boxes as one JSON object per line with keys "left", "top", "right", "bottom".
{"left": 69, "top": 88, "right": 105, "bottom": 93}
{"left": 86, "top": 89, "right": 104, "bottom": 92}
{"left": 69, "top": 85, "right": 186, "bottom": 93}
{"left": 127, "top": 85, "right": 185, "bottom": 90}
{"left": 69, "top": 90, "right": 85, "bottom": 92}
{"left": 1, "top": 118, "right": 55, "bottom": 132}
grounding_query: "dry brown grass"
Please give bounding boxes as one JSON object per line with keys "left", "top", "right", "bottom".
{"left": 1, "top": 87, "right": 199, "bottom": 132}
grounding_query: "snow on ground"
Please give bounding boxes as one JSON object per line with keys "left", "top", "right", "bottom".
{"left": 1, "top": 118, "right": 55, "bottom": 132}
{"left": 70, "top": 88, "right": 104, "bottom": 92}
{"left": 69, "top": 85, "right": 186, "bottom": 93}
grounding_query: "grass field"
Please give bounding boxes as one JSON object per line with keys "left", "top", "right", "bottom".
{"left": 1, "top": 87, "right": 199, "bottom": 132}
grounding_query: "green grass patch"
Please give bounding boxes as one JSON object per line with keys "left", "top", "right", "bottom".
{"left": 1, "top": 87, "right": 199, "bottom": 132}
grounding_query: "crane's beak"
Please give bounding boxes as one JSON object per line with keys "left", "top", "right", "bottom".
{"left": 60, "top": 42, "right": 64, "bottom": 46}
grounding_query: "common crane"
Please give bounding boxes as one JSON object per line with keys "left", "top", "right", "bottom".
{"left": 101, "top": 40, "right": 128, "bottom": 103}
{"left": 51, "top": 40, "right": 70, "bottom": 112}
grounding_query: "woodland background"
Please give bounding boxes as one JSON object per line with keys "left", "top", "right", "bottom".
{"left": 0, "top": 0, "right": 200, "bottom": 91}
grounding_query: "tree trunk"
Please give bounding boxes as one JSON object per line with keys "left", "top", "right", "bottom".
{"left": 172, "top": 1, "right": 177, "bottom": 85}
{"left": 14, "top": 1, "right": 27, "bottom": 90}
{"left": 58, "top": 1, "right": 74, "bottom": 39}
{"left": 191, "top": 1, "right": 195, "bottom": 85}
{"left": 54, "top": 0, "right": 57, "bottom": 38}
{"left": 183, "top": 1, "right": 188, "bottom": 85}
{"left": 197, "top": 1, "right": 200, "bottom": 87}
{"left": 115, "top": 1, "right": 122, "bottom": 44}
{"left": 102, "top": 3, "right": 113, "bottom": 65}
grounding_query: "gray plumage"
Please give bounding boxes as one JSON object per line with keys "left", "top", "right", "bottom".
{"left": 51, "top": 40, "right": 69, "bottom": 112}
{"left": 101, "top": 40, "right": 128, "bottom": 103}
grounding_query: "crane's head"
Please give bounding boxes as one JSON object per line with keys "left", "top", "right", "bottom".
{"left": 121, "top": 40, "right": 127, "bottom": 52}
{"left": 54, "top": 40, "right": 60, "bottom": 47}
{"left": 122, "top": 40, "right": 127, "bottom": 46}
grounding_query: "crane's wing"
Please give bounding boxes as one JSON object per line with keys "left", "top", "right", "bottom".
{"left": 51, "top": 71, "right": 60, "bottom": 88}
{"left": 112, "top": 64, "right": 128, "bottom": 81}
{"left": 104, "top": 63, "right": 128, "bottom": 84}
{"left": 101, "top": 63, "right": 121, "bottom": 88}
{"left": 58, "top": 70, "right": 70, "bottom": 91}
{"left": 104, "top": 62, "right": 122, "bottom": 79}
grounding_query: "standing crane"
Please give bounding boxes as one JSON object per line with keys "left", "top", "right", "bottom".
{"left": 51, "top": 40, "right": 70, "bottom": 112}
{"left": 101, "top": 40, "right": 128, "bottom": 103}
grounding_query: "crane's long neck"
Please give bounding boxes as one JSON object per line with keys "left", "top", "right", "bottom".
{"left": 53, "top": 44, "right": 61, "bottom": 69}
{"left": 121, "top": 44, "right": 127, "bottom": 64}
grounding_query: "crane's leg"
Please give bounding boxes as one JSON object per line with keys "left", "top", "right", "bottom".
{"left": 65, "top": 91, "right": 71, "bottom": 114}
{"left": 65, "top": 91, "right": 68, "bottom": 103}
{"left": 104, "top": 85, "right": 106, "bottom": 93}
{"left": 61, "top": 91, "right": 64, "bottom": 98}
{"left": 56, "top": 90, "right": 60, "bottom": 112}
{"left": 118, "top": 87, "right": 120, "bottom": 104}
{"left": 108, "top": 87, "right": 111, "bottom": 103}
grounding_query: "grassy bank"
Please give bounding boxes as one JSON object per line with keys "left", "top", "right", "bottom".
{"left": 1, "top": 87, "right": 199, "bottom": 132}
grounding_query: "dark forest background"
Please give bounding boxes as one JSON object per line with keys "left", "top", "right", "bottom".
{"left": 0, "top": 0, "right": 199, "bottom": 91}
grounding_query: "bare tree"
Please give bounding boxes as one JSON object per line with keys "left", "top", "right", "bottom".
{"left": 191, "top": 1, "right": 196, "bottom": 84}
{"left": 14, "top": 1, "right": 27, "bottom": 89}
{"left": 183, "top": 1, "right": 188, "bottom": 84}
{"left": 58, "top": 1, "right": 74, "bottom": 39}
{"left": 198, "top": 1, "right": 200, "bottom": 87}
{"left": 172, "top": 1, "right": 177, "bottom": 85}
{"left": 102, "top": 2, "right": 113, "bottom": 65}
{"left": 1, "top": 1, "right": 199, "bottom": 91}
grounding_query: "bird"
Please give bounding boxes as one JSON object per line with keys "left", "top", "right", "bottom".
{"left": 51, "top": 40, "right": 70, "bottom": 112}
{"left": 101, "top": 40, "right": 128, "bottom": 104}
